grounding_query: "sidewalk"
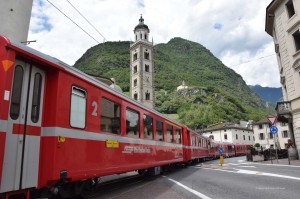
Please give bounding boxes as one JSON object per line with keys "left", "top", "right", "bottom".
{"left": 253, "top": 158, "right": 300, "bottom": 166}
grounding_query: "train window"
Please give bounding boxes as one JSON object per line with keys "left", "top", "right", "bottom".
{"left": 70, "top": 86, "right": 86, "bottom": 129}
{"left": 143, "top": 115, "right": 153, "bottom": 140}
{"left": 10, "top": 65, "right": 24, "bottom": 120}
{"left": 156, "top": 120, "right": 163, "bottom": 141}
{"left": 126, "top": 108, "right": 140, "bottom": 138}
{"left": 166, "top": 124, "right": 173, "bottom": 143}
{"left": 175, "top": 128, "right": 181, "bottom": 144}
{"left": 100, "top": 98, "right": 120, "bottom": 134}
{"left": 31, "top": 73, "right": 42, "bottom": 123}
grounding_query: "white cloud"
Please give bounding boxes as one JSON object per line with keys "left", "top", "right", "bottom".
{"left": 28, "top": 0, "right": 279, "bottom": 87}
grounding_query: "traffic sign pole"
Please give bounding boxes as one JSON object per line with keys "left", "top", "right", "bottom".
{"left": 269, "top": 125, "right": 279, "bottom": 163}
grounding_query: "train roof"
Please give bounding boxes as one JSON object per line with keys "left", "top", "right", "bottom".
{"left": 1, "top": 35, "right": 183, "bottom": 128}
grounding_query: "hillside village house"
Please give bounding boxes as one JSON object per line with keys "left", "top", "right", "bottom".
{"left": 201, "top": 121, "right": 254, "bottom": 145}
{"left": 252, "top": 119, "right": 290, "bottom": 149}
{"left": 265, "top": 0, "right": 300, "bottom": 158}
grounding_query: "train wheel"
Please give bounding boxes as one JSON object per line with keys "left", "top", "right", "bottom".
{"left": 80, "top": 180, "right": 97, "bottom": 199}
{"left": 138, "top": 169, "right": 147, "bottom": 175}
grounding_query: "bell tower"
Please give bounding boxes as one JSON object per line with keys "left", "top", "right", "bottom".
{"left": 130, "top": 16, "right": 154, "bottom": 108}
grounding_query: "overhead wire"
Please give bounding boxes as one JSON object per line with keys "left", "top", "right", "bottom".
{"left": 65, "top": 0, "right": 108, "bottom": 42}
{"left": 231, "top": 54, "right": 276, "bottom": 67}
{"left": 46, "top": 0, "right": 101, "bottom": 44}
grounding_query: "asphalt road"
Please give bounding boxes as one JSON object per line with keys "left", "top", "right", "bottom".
{"left": 90, "top": 156, "right": 300, "bottom": 199}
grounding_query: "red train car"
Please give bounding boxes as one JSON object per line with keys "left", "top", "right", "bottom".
{"left": 184, "top": 128, "right": 209, "bottom": 163}
{"left": 218, "top": 142, "right": 236, "bottom": 158}
{"left": 207, "top": 139, "right": 219, "bottom": 159}
{"left": 0, "top": 35, "right": 252, "bottom": 199}
{"left": 235, "top": 144, "right": 251, "bottom": 156}
{"left": 0, "top": 35, "right": 189, "bottom": 198}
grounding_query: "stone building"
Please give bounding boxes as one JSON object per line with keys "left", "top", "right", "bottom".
{"left": 265, "top": 0, "right": 300, "bottom": 157}
{"left": 252, "top": 119, "right": 290, "bottom": 149}
{"left": 177, "top": 81, "right": 188, "bottom": 91}
{"left": 130, "top": 16, "right": 154, "bottom": 108}
{"left": 202, "top": 121, "right": 254, "bottom": 145}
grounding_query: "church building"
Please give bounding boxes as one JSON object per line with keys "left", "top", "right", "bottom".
{"left": 130, "top": 16, "right": 154, "bottom": 108}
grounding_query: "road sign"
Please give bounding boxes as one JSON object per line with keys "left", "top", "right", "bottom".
{"left": 267, "top": 116, "right": 277, "bottom": 125}
{"left": 270, "top": 126, "right": 278, "bottom": 134}
{"left": 219, "top": 147, "right": 223, "bottom": 155}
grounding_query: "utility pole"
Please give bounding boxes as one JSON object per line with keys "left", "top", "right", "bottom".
{"left": 0, "top": 0, "right": 33, "bottom": 43}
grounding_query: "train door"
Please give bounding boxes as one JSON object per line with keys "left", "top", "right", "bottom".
{"left": 0, "top": 60, "right": 45, "bottom": 192}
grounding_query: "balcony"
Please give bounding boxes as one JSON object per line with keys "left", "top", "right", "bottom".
{"left": 275, "top": 101, "right": 291, "bottom": 116}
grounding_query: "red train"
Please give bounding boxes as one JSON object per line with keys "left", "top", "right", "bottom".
{"left": 0, "top": 35, "right": 250, "bottom": 199}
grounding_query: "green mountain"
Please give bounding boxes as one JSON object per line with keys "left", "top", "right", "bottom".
{"left": 74, "top": 37, "right": 275, "bottom": 128}
{"left": 249, "top": 85, "right": 283, "bottom": 105}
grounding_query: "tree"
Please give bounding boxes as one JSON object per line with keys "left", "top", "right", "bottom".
{"left": 254, "top": 143, "right": 260, "bottom": 148}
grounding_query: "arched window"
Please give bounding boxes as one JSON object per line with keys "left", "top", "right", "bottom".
{"left": 145, "top": 64, "right": 149, "bottom": 72}
{"left": 145, "top": 92, "right": 150, "bottom": 100}
{"left": 144, "top": 52, "right": 149, "bottom": 60}
{"left": 134, "top": 79, "right": 137, "bottom": 87}
{"left": 134, "top": 93, "right": 138, "bottom": 100}
{"left": 133, "top": 53, "right": 137, "bottom": 61}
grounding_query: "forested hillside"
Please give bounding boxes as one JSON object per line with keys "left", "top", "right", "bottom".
{"left": 74, "top": 37, "right": 275, "bottom": 128}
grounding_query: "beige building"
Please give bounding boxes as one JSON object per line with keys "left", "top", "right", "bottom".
{"left": 202, "top": 121, "right": 254, "bottom": 145}
{"left": 265, "top": 0, "right": 300, "bottom": 158}
{"left": 252, "top": 119, "right": 290, "bottom": 149}
{"left": 0, "top": 0, "right": 33, "bottom": 42}
{"left": 130, "top": 16, "right": 154, "bottom": 109}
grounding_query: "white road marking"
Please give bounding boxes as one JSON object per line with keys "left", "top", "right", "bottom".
{"left": 238, "top": 166, "right": 256, "bottom": 168}
{"left": 250, "top": 162, "right": 300, "bottom": 168}
{"left": 225, "top": 163, "right": 239, "bottom": 165}
{"left": 163, "top": 176, "right": 212, "bottom": 199}
{"left": 236, "top": 169, "right": 300, "bottom": 181}
{"left": 200, "top": 167, "right": 300, "bottom": 181}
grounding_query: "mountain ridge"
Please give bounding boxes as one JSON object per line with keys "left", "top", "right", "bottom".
{"left": 249, "top": 85, "right": 283, "bottom": 105}
{"left": 74, "top": 37, "right": 275, "bottom": 128}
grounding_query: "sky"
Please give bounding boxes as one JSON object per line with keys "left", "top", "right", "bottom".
{"left": 28, "top": 0, "right": 280, "bottom": 87}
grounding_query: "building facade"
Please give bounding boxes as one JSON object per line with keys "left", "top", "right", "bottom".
{"left": 252, "top": 119, "right": 290, "bottom": 149}
{"left": 0, "top": 0, "right": 33, "bottom": 42}
{"left": 130, "top": 16, "right": 154, "bottom": 109}
{"left": 265, "top": 0, "right": 300, "bottom": 157}
{"left": 202, "top": 122, "right": 254, "bottom": 145}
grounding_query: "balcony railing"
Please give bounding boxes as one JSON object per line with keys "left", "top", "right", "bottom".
{"left": 275, "top": 101, "right": 291, "bottom": 116}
